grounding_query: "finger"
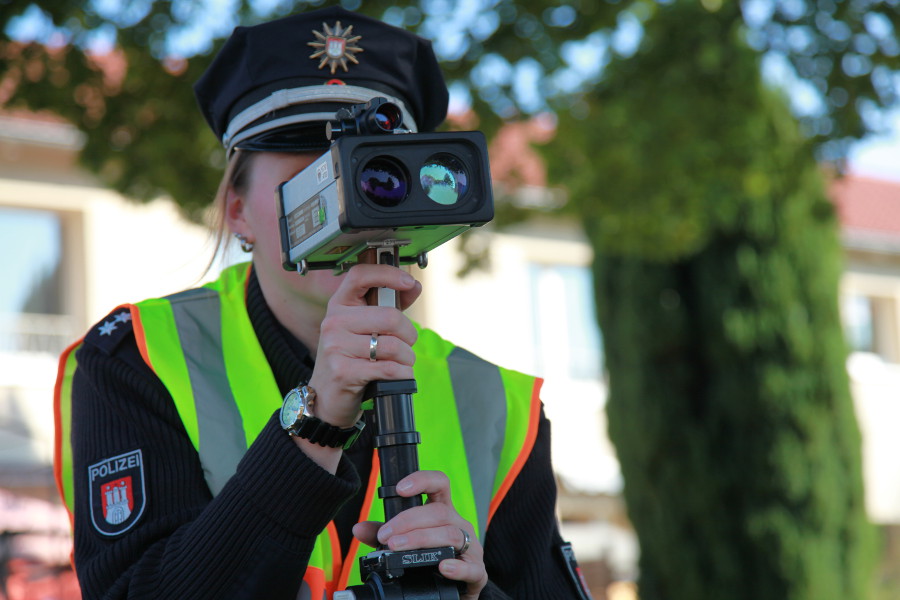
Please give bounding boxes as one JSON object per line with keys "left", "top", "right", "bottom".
{"left": 350, "top": 307, "right": 419, "bottom": 347}
{"left": 352, "top": 521, "right": 382, "bottom": 548}
{"left": 313, "top": 330, "right": 406, "bottom": 377}
{"left": 315, "top": 350, "right": 414, "bottom": 390}
{"left": 363, "top": 333, "right": 416, "bottom": 365}
{"left": 380, "top": 523, "right": 472, "bottom": 555}
{"left": 317, "top": 312, "right": 417, "bottom": 369}
{"left": 438, "top": 558, "right": 488, "bottom": 600}
{"left": 331, "top": 264, "right": 418, "bottom": 307}
{"left": 453, "top": 526, "right": 471, "bottom": 555}
{"left": 358, "top": 358, "right": 415, "bottom": 382}
{"left": 395, "top": 470, "right": 452, "bottom": 503}
{"left": 376, "top": 498, "right": 465, "bottom": 548}
{"left": 397, "top": 279, "right": 423, "bottom": 311}
{"left": 322, "top": 305, "right": 418, "bottom": 347}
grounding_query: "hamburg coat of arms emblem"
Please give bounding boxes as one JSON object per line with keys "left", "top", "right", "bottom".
{"left": 88, "top": 449, "right": 146, "bottom": 536}
{"left": 308, "top": 20, "right": 364, "bottom": 74}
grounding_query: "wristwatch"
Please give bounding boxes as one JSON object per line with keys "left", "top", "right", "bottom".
{"left": 280, "top": 384, "right": 365, "bottom": 449}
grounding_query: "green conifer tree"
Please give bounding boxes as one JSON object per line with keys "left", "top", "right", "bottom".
{"left": 546, "top": 3, "right": 875, "bottom": 599}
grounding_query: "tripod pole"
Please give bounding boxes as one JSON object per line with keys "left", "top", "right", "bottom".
{"left": 360, "top": 243, "right": 424, "bottom": 521}
{"left": 368, "top": 379, "right": 422, "bottom": 521}
{"left": 333, "top": 244, "right": 460, "bottom": 600}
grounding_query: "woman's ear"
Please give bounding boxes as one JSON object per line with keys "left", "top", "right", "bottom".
{"left": 224, "top": 185, "right": 249, "bottom": 237}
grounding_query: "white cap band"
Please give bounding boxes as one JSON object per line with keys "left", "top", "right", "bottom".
{"left": 222, "top": 84, "right": 418, "bottom": 154}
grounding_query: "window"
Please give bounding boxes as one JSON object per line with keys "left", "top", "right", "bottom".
{"left": 528, "top": 263, "right": 603, "bottom": 380}
{"left": 844, "top": 294, "right": 874, "bottom": 353}
{"left": 842, "top": 293, "right": 898, "bottom": 362}
{"left": 0, "top": 207, "right": 75, "bottom": 355}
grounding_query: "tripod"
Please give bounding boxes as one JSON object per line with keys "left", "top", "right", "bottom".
{"left": 333, "top": 244, "right": 461, "bottom": 600}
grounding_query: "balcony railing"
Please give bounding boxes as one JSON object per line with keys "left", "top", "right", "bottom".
{"left": 0, "top": 313, "right": 78, "bottom": 357}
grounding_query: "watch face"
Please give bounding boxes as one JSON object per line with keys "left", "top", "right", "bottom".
{"left": 280, "top": 388, "right": 303, "bottom": 429}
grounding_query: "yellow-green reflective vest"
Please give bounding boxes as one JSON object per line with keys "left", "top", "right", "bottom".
{"left": 55, "top": 262, "right": 542, "bottom": 598}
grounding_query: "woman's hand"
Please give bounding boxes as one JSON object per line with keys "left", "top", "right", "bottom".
{"left": 308, "top": 263, "right": 421, "bottom": 429}
{"left": 352, "top": 470, "right": 488, "bottom": 600}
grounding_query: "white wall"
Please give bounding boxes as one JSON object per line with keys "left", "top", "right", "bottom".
{"left": 413, "top": 226, "right": 621, "bottom": 495}
{"left": 0, "top": 178, "right": 218, "bottom": 490}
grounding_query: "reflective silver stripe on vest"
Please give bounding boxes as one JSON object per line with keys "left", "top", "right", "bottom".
{"left": 169, "top": 288, "right": 247, "bottom": 496}
{"left": 447, "top": 347, "right": 507, "bottom": 542}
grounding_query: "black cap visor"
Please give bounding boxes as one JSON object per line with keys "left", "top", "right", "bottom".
{"left": 233, "top": 122, "right": 332, "bottom": 153}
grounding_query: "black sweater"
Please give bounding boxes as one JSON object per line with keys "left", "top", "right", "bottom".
{"left": 68, "top": 269, "right": 580, "bottom": 599}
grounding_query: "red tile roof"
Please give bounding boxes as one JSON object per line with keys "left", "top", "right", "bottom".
{"left": 831, "top": 175, "right": 900, "bottom": 235}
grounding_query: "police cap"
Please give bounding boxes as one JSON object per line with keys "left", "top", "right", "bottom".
{"left": 194, "top": 6, "right": 449, "bottom": 155}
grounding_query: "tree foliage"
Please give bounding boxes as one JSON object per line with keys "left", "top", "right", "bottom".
{"left": 545, "top": 2, "right": 878, "bottom": 598}
{"left": 2, "top": 1, "right": 897, "bottom": 218}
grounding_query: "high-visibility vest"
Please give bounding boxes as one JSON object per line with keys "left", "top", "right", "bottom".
{"left": 55, "top": 262, "right": 542, "bottom": 598}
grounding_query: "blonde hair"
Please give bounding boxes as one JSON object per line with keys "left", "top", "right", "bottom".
{"left": 204, "top": 149, "right": 256, "bottom": 277}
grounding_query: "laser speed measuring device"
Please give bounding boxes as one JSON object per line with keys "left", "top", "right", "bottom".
{"left": 277, "top": 98, "right": 494, "bottom": 274}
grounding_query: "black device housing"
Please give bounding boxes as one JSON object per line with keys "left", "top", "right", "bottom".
{"left": 277, "top": 130, "right": 493, "bottom": 272}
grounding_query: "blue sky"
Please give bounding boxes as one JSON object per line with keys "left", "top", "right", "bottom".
{"left": 848, "top": 107, "right": 900, "bottom": 182}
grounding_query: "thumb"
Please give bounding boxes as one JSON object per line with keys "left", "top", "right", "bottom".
{"left": 352, "top": 521, "right": 383, "bottom": 547}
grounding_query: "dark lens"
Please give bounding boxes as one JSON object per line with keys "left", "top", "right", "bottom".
{"left": 373, "top": 103, "right": 403, "bottom": 132}
{"left": 360, "top": 157, "right": 408, "bottom": 207}
{"left": 420, "top": 154, "right": 468, "bottom": 206}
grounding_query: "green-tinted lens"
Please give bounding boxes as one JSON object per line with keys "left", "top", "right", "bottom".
{"left": 420, "top": 154, "right": 468, "bottom": 205}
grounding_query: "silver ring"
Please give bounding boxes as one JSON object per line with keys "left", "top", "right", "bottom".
{"left": 456, "top": 528, "right": 470, "bottom": 556}
{"left": 369, "top": 334, "right": 379, "bottom": 362}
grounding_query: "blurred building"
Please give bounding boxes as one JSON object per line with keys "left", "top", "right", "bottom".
{"left": 1, "top": 111, "right": 899, "bottom": 598}
{"left": 0, "top": 112, "right": 213, "bottom": 599}
{"left": 833, "top": 174, "right": 900, "bottom": 525}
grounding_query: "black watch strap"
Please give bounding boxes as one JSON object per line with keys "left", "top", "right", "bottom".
{"left": 282, "top": 384, "right": 366, "bottom": 449}
{"left": 289, "top": 415, "right": 365, "bottom": 449}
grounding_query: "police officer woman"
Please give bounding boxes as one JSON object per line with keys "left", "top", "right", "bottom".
{"left": 55, "top": 6, "right": 590, "bottom": 599}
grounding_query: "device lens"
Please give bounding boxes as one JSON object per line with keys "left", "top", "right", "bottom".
{"left": 373, "top": 104, "right": 403, "bottom": 132}
{"left": 420, "top": 154, "right": 468, "bottom": 206}
{"left": 360, "top": 157, "right": 409, "bottom": 207}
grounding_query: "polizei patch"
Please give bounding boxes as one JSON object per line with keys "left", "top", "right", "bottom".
{"left": 89, "top": 449, "right": 146, "bottom": 536}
